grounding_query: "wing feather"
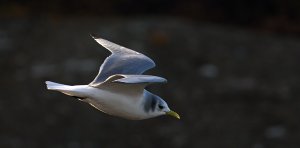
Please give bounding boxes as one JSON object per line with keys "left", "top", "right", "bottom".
{"left": 90, "top": 74, "right": 167, "bottom": 95}
{"left": 89, "top": 35, "right": 155, "bottom": 85}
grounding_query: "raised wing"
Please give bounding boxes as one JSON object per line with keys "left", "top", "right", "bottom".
{"left": 89, "top": 35, "right": 156, "bottom": 85}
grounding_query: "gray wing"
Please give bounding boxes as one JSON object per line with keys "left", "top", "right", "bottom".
{"left": 113, "top": 75, "right": 167, "bottom": 84}
{"left": 89, "top": 35, "right": 156, "bottom": 85}
{"left": 90, "top": 74, "right": 167, "bottom": 95}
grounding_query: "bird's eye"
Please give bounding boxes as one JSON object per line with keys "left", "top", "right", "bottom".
{"left": 158, "top": 105, "right": 164, "bottom": 109}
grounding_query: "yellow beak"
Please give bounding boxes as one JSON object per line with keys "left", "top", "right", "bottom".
{"left": 166, "top": 110, "right": 180, "bottom": 119}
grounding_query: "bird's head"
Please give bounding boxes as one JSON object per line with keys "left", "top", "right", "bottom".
{"left": 143, "top": 91, "right": 180, "bottom": 119}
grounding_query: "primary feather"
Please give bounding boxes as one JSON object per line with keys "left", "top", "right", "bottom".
{"left": 90, "top": 35, "right": 155, "bottom": 84}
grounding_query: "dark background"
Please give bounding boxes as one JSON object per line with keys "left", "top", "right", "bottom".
{"left": 1, "top": 0, "right": 300, "bottom": 148}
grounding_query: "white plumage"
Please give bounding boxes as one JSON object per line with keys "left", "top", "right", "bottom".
{"left": 45, "top": 35, "right": 180, "bottom": 120}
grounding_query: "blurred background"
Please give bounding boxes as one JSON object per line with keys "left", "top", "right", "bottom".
{"left": 1, "top": 0, "right": 300, "bottom": 147}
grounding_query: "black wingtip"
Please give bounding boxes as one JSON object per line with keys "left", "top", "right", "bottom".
{"left": 90, "top": 33, "right": 100, "bottom": 39}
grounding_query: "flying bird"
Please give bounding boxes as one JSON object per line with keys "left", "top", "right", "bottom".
{"left": 45, "top": 35, "right": 180, "bottom": 120}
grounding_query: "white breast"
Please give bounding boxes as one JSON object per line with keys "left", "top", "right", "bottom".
{"left": 81, "top": 86, "right": 147, "bottom": 120}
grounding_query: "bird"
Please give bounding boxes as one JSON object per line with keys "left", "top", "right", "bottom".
{"left": 45, "top": 35, "right": 180, "bottom": 120}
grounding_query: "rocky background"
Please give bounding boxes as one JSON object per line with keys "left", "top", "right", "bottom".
{"left": 1, "top": 1, "right": 300, "bottom": 148}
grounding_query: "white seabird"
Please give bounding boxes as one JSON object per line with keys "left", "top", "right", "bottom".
{"left": 45, "top": 35, "right": 180, "bottom": 120}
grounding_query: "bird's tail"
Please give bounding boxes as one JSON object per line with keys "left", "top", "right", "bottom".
{"left": 45, "top": 81, "right": 78, "bottom": 96}
{"left": 46, "top": 81, "right": 69, "bottom": 90}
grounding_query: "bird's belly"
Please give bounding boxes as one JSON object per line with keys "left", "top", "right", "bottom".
{"left": 83, "top": 89, "right": 144, "bottom": 120}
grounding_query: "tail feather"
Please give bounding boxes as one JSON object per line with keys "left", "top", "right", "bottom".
{"left": 45, "top": 81, "right": 69, "bottom": 90}
{"left": 45, "top": 81, "right": 75, "bottom": 96}
{"left": 45, "top": 81, "right": 86, "bottom": 98}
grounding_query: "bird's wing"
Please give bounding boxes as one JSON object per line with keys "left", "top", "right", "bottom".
{"left": 113, "top": 75, "right": 167, "bottom": 84}
{"left": 90, "top": 74, "right": 167, "bottom": 95}
{"left": 89, "top": 35, "right": 156, "bottom": 85}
